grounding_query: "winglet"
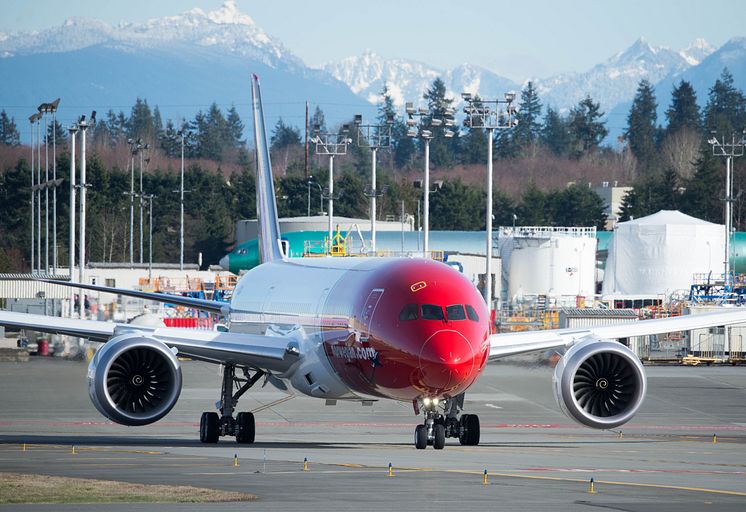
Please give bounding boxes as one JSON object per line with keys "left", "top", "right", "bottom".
{"left": 251, "top": 74, "right": 285, "bottom": 263}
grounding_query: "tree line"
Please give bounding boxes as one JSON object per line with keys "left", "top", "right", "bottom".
{"left": 1, "top": 67, "right": 745, "bottom": 272}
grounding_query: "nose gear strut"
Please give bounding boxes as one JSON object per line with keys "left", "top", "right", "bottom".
{"left": 413, "top": 393, "right": 480, "bottom": 450}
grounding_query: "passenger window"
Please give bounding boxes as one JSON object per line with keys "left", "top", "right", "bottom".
{"left": 446, "top": 305, "right": 466, "bottom": 321}
{"left": 465, "top": 305, "right": 479, "bottom": 322}
{"left": 399, "top": 303, "right": 418, "bottom": 321}
{"left": 421, "top": 304, "right": 444, "bottom": 321}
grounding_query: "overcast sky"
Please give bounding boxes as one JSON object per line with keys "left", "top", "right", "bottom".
{"left": 2, "top": 0, "right": 743, "bottom": 80}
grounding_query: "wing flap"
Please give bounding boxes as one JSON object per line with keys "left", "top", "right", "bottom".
{"left": 0, "top": 311, "right": 115, "bottom": 342}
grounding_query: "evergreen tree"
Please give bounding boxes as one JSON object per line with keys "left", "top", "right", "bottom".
{"left": 680, "top": 147, "right": 723, "bottom": 223}
{"left": 194, "top": 103, "right": 230, "bottom": 161}
{"left": 152, "top": 106, "right": 164, "bottom": 140}
{"left": 509, "top": 81, "right": 543, "bottom": 155}
{"left": 226, "top": 105, "right": 244, "bottom": 148}
{"left": 665, "top": 80, "right": 700, "bottom": 135}
{"left": 429, "top": 179, "right": 484, "bottom": 230}
{"left": 423, "top": 77, "right": 457, "bottom": 167}
{"left": 0, "top": 110, "right": 21, "bottom": 146}
{"left": 47, "top": 119, "right": 68, "bottom": 145}
{"left": 548, "top": 185, "right": 606, "bottom": 228}
{"left": 127, "top": 98, "right": 155, "bottom": 142}
{"left": 568, "top": 96, "right": 608, "bottom": 158}
{"left": 270, "top": 118, "right": 302, "bottom": 150}
{"left": 624, "top": 79, "right": 659, "bottom": 171}
{"left": 516, "top": 182, "right": 548, "bottom": 225}
{"left": 541, "top": 107, "right": 571, "bottom": 156}
{"left": 703, "top": 68, "right": 746, "bottom": 135}
{"left": 310, "top": 106, "right": 327, "bottom": 134}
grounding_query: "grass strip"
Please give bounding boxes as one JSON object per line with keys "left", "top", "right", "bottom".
{"left": 0, "top": 472, "right": 256, "bottom": 504}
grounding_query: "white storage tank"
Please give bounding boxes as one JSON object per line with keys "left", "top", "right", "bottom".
{"left": 499, "top": 227, "right": 597, "bottom": 305}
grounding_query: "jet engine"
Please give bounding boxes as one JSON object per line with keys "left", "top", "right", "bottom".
{"left": 88, "top": 333, "right": 182, "bottom": 426}
{"left": 553, "top": 337, "right": 646, "bottom": 429}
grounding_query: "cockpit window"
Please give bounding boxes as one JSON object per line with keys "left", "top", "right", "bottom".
{"left": 421, "top": 304, "right": 445, "bottom": 321}
{"left": 465, "top": 304, "right": 479, "bottom": 322}
{"left": 445, "top": 304, "right": 466, "bottom": 321}
{"left": 399, "top": 303, "right": 418, "bottom": 321}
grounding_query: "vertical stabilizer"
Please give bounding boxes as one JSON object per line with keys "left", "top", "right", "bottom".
{"left": 251, "top": 74, "right": 285, "bottom": 263}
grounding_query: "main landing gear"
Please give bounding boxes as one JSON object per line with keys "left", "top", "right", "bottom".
{"left": 413, "top": 393, "right": 480, "bottom": 450}
{"left": 199, "top": 364, "right": 265, "bottom": 444}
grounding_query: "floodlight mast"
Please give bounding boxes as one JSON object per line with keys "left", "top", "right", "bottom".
{"left": 78, "top": 115, "right": 89, "bottom": 319}
{"left": 310, "top": 125, "right": 352, "bottom": 250}
{"left": 354, "top": 115, "right": 394, "bottom": 253}
{"left": 461, "top": 91, "right": 519, "bottom": 312}
{"left": 28, "top": 114, "right": 36, "bottom": 274}
{"left": 68, "top": 124, "right": 78, "bottom": 286}
{"left": 405, "top": 102, "right": 454, "bottom": 254}
{"left": 708, "top": 131, "right": 746, "bottom": 298}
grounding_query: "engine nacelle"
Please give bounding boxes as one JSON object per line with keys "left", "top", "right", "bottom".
{"left": 553, "top": 337, "right": 646, "bottom": 430}
{"left": 88, "top": 333, "right": 182, "bottom": 426}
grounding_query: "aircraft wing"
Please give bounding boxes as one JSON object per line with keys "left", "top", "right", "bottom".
{"left": 0, "top": 311, "right": 299, "bottom": 373}
{"left": 488, "top": 308, "right": 746, "bottom": 360}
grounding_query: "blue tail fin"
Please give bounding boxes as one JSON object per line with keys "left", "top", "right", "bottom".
{"left": 251, "top": 74, "right": 285, "bottom": 263}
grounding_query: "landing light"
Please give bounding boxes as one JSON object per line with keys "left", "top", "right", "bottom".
{"left": 423, "top": 397, "right": 432, "bottom": 406}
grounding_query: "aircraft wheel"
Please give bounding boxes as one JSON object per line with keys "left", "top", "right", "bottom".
{"left": 200, "top": 412, "right": 220, "bottom": 443}
{"left": 414, "top": 424, "right": 427, "bottom": 449}
{"left": 433, "top": 424, "right": 446, "bottom": 450}
{"left": 236, "top": 412, "right": 255, "bottom": 444}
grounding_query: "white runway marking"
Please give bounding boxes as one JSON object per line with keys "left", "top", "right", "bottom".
{"left": 485, "top": 404, "right": 502, "bottom": 409}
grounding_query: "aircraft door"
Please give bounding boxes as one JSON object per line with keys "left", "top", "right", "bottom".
{"left": 360, "top": 288, "right": 384, "bottom": 342}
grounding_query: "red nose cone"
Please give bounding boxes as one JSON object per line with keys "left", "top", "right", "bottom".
{"left": 417, "top": 330, "right": 476, "bottom": 395}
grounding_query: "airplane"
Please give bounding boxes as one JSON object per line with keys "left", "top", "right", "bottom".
{"left": 3, "top": 74, "right": 746, "bottom": 450}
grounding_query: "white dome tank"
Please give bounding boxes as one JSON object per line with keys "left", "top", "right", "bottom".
{"left": 501, "top": 227, "right": 597, "bottom": 304}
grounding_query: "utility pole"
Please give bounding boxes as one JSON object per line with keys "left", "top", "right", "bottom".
{"left": 405, "top": 102, "right": 455, "bottom": 254}
{"left": 50, "top": 100, "right": 59, "bottom": 273}
{"left": 143, "top": 194, "right": 156, "bottom": 280}
{"left": 78, "top": 111, "right": 95, "bottom": 318}
{"left": 353, "top": 114, "right": 394, "bottom": 253}
{"left": 462, "top": 91, "right": 519, "bottom": 312}
{"left": 125, "top": 138, "right": 139, "bottom": 265}
{"left": 139, "top": 142, "right": 150, "bottom": 264}
{"left": 36, "top": 112, "right": 41, "bottom": 273}
{"left": 68, "top": 125, "right": 78, "bottom": 269}
{"left": 310, "top": 124, "right": 352, "bottom": 251}
{"left": 28, "top": 113, "right": 39, "bottom": 274}
{"left": 68, "top": 123, "right": 78, "bottom": 317}
{"left": 708, "top": 131, "right": 746, "bottom": 298}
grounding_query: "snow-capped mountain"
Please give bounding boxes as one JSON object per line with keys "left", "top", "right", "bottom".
{"left": 0, "top": 1, "right": 297, "bottom": 69}
{"left": 0, "top": 1, "right": 368, "bottom": 142}
{"left": 326, "top": 38, "right": 715, "bottom": 118}
{"left": 322, "top": 50, "right": 518, "bottom": 107}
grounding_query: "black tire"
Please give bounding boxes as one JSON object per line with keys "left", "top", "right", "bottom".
{"left": 414, "top": 424, "right": 427, "bottom": 450}
{"left": 465, "top": 414, "right": 480, "bottom": 446}
{"left": 236, "top": 412, "right": 255, "bottom": 444}
{"left": 433, "top": 424, "right": 446, "bottom": 450}
{"left": 458, "top": 414, "right": 470, "bottom": 445}
{"left": 200, "top": 412, "right": 220, "bottom": 443}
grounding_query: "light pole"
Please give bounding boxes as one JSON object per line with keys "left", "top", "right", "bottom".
{"left": 179, "top": 132, "right": 186, "bottom": 270}
{"left": 68, "top": 123, "right": 78, "bottom": 281}
{"left": 38, "top": 102, "right": 49, "bottom": 273}
{"left": 78, "top": 111, "right": 95, "bottom": 318}
{"left": 138, "top": 142, "right": 150, "bottom": 264}
{"left": 462, "top": 91, "right": 518, "bottom": 311}
{"left": 707, "top": 131, "right": 746, "bottom": 297}
{"left": 125, "top": 138, "right": 139, "bottom": 265}
{"left": 143, "top": 194, "right": 156, "bottom": 280}
{"left": 49, "top": 99, "right": 60, "bottom": 273}
{"left": 28, "top": 113, "right": 39, "bottom": 273}
{"left": 310, "top": 124, "right": 352, "bottom": 250}
{"left": 405, "top": 101, "right": 455, "bottom": 254}
{"left": 353, "top": 114, "right": 394, "bottom": 253}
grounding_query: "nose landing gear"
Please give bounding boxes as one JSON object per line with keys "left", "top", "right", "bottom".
{"left": 413, "top": 393, "right": 480, "bottom": 450}
{"left": 199, "top": 364, "right": 264, "bottom": 444}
